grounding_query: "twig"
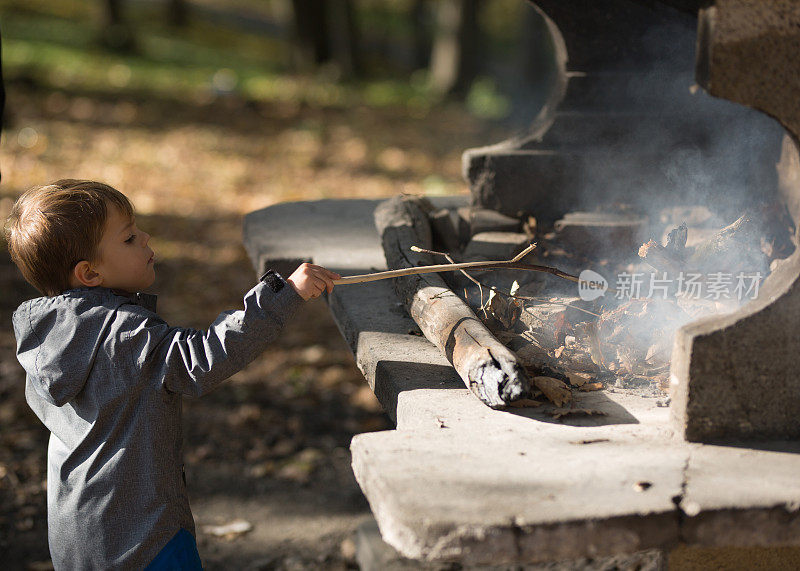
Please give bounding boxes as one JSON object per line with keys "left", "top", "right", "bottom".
{"left": 410, "top": 245, "right": 491, "bottom": 315}
{"left": 333, "top": 243, "right": 614, "bottom": 312}
{"left": 524, "top": 299, "right": 601, "bottom": 318}
{"left": 413, "top": 247, "right": 602, "bottom": 318}
{"left": 333, "top": 243, "right": 546, "bottom": 285}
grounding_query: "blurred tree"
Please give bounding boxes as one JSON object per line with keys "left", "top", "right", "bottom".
{"left": 411, "top": 0, "right": 433, "bottom": 70}
{"left": 289, "top": 0, "right": 359, "bottom": 78}
{"left": 100, "top": 0, "right": 137, "bottom": 52}
{"left": 167, "top": 0, "right": 189, "bottom": 27}
{"left": 0, "top": 24, "right": 4, "bottom": 183}
{"left": 290, "top": 1, "right": 329, "bottom": 70}
{"left": 327, "top": 0, "right": 359, "bottom": 78}
{"left": 429, "top": 0, "right": 480, "bottom": 95}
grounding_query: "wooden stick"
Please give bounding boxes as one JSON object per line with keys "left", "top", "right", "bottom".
{"left": 374, "top": 195, "right": 531, "bottom": 407}
{"left": 333, "top": 243, "right": 553, "bottom": 285}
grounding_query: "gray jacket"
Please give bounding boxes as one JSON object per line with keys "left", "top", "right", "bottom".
{"left": 13, "top": 273, "right": 302, "bottom": 569}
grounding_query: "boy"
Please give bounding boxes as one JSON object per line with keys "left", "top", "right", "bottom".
{"left": 5, "top": 179, "right": 339, "bottom": 569}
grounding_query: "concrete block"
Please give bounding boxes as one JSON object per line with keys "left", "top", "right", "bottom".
{"left": 553, "top": 211, "right": 648, "bottom": 258}
{"left": 679, "top": 443, "right": 800, "bottom": 547}
{"left": 462, "top": 232, "right": 531, "bottom": 261}
{"left": 351, "top": 429, "right": 686, "bottom": 565}
{"left": 356, "top": 519, "right": 441, "bottom": 571}
{"left": 670, "top": 261, "right": 800, "bottom": 442}
{"left": 455, "top": 206, "right": 522, "bottom": 244}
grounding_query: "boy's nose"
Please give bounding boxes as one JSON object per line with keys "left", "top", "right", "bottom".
{"left": 142, "top": 231, "right": 151, "bottom": 245}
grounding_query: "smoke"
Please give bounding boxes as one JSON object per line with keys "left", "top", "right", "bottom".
{"left": 477, "top": 3, "right": 794, "bottom": 385}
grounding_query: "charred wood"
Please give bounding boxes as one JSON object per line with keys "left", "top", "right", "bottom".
{"left": 374, "top": 195, "right": 530, "bottom": 407}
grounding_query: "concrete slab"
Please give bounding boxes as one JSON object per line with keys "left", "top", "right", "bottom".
{"left": 242, "top": 199, "right": 388, "bottom": 278}
{"left": 242, "top": 198, "right": 800, "bottom": 565}
{"left": 351, "top": 429, "right": 686, "bottom": 564}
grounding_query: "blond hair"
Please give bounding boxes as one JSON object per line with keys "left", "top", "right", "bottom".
{"left": 5, "top": 180, "right": 134, "bottom": 296}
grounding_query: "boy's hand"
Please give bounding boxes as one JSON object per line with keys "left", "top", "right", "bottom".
{"left": 287, "top": 263, "right": 340, "bottom": 300}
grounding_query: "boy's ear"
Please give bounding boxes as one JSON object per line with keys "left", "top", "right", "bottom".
{"left": 72, "top": 261, "right": 103, "bottom": 288}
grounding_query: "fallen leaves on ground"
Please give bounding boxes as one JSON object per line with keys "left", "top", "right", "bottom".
{"left": 532, "top": 376, "right": 572, "bottom": 407}
{"left": 202, "top": 519, "right": 253, "bottom": 539}
{"left": 548, "top": 408, "right": 608, "bottom": 420}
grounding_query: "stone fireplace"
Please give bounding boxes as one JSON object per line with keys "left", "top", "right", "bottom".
{"left": 243, "top": 0, "right": 800, "bottom": 566}
{"left": 462, "top": 0, "right": 800, "bottom": 443}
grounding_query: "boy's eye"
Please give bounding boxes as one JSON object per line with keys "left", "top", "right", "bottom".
{"left": 125, "top": 234, "right": 136, "bottom": 244}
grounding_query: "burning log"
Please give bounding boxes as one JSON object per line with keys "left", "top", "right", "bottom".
{"left": 374, "top": 195, "right": 531, "bottom": 408}
{"left": 637, "top": 239, "right": 683, "bottom": 274}
{"left": 685, "top": 212, "right": 767, "bottom": 275}
{"left": 640, "top": 211, "right": 774, "bottom": 277}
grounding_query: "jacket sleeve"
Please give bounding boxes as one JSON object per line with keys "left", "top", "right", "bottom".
{"left": 125, "top": 275, "right": 303, "bottom": 397}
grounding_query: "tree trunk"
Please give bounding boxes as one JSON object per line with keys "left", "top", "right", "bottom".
{"left": 290, "top": 0, "right": 329, "bottom": 71}
{"left": 0, "top": 24, "right": 5, "bottom": 183}
{"left": 411, "top": 0, "right": 432, "bottom": 70}
{"left": 429, "top": 0, "right": 480, "bottom": 95}
{"left": 100, "top": 0, "right": 136, "bottom": 52}
{"left": 167, "top": 0, "right": 189, "bottom": 27}
{"left": 326, "top": 0, "right": 360, "bottom": 78}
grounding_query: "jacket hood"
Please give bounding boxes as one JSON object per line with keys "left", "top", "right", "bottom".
{"left": 12, "top": 288, "right": 137, "bottom": 406}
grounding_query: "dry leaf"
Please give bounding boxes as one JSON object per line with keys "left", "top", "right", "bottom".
{"left": 577, "top": 322, "right": 606, "bottom": 367}
{"left": 554, "top": 345, "right": 565, "bottom": 359}
{"left": 486, "top": 290, "right": 522, "bottom": 329}
{"left": 579, "top": 382, "right": 604, "bottom": 392}
{"left": 533, "top": 376, "right": 572, "bottom": 407}
{"left": 551, "top": 311, "right": 570, "bottom": 345}
{"left": 566, "top": 372, "right": 592, "bottom": 387}
{"left": 203, "top": 518, "right": 253, "bottom": 538}
{"left": 549, "top": 408, "right": 607, "bottom": 420}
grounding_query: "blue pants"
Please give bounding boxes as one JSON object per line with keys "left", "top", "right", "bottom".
{"left": 145, "top": 528, "right": 203, "bottom": 570}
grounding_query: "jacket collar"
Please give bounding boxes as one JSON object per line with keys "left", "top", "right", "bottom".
{"left": 116, "top": 291, "right": 158, "bottom": 313}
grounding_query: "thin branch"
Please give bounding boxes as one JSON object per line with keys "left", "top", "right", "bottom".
{"left": 333, "top": 242, "right": 611, "bottom": 317}
{"left": 333, "top": 242, "right": 543, "bottom": 285}
{"left": 410, "top": 245, "right": 490, "bottom": 315}
{"left": 413, "top": 246, "right": 601, "bottom": 318}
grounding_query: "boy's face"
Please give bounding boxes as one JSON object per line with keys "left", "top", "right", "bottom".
{"left": 93, "top": 205, "right": 155, "bottom": 293}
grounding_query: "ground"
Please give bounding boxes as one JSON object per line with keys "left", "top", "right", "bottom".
{"left": 0, "top": 77, "right": 503, "bottom": 569}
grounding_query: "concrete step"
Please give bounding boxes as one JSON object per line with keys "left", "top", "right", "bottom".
{"left": 560, "top": 71, "right": 700, "bottom": 112}
{"left": 461, "top": 148, "right": 760, "bottom": 223}
{"left": 526, "top": 110, "right": 712, "bottom": 150}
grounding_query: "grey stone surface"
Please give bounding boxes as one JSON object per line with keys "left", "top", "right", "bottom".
{"left": 242, "top": 199, "right": 388, "bottom": 277}
{"left": 243, "top": 198, "right": 800, "bottom": 565}
{"left": 356, "top": 517, "right": 668, "bottom": 571}
{"left": 668, "top": 1, "right": 800, "bottom": 443}
{"left": 462, "top": 232, "right": 531, "bottom": 261}
{"left": 356, "top": 519, "right": 440, "bottom": 571}
{"left": 459, "top": 206, "right": 523, "bottom": 237}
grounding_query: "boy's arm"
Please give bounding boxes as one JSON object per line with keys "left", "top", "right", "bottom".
{"left": 128, "top": 271, "right": 302, "bottom": 397}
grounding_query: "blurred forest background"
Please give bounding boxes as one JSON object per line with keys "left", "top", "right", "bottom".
{"left": 0, "top": 0, "right": 554, "bottom": 568}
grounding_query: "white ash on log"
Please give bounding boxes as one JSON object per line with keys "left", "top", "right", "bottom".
{"left": 374, "top": 195, "right": 531, "bottom": 408}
